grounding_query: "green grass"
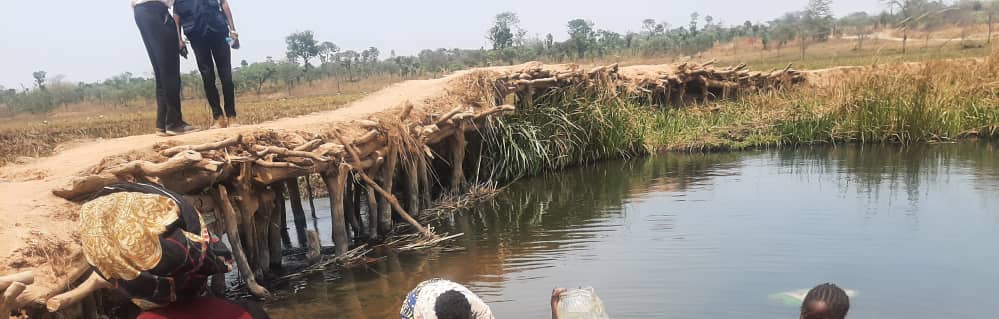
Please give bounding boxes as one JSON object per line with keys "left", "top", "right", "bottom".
{"left": 477, "top": 56, "right": 999, "bottom": 181}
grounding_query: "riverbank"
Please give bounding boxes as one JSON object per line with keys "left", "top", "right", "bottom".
{"left": 477, "top": 57, "right": 998, "bottom": 182}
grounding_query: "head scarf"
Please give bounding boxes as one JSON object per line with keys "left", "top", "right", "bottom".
{"left": 80, "top": 183, "right": 232, "bottom": 309}
{"left": 400, "top": 278, "right": 494, "bottom": 319}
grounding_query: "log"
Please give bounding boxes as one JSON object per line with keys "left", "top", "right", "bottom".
{"left": 476, "top": 105, "right": 516, "bottom": 119}
{"left": 160, "top": 135, "right": 243, "bottom": 157}
{"left": 323, "top": 164, "right": 350, "bottom": 256}
{"left": 355, "top": 130, "right": 381, "bottom": 145}
{"left": 450, "top": 121, "right": 467, "bottom": 192}
{"left": 343, "top": 177, "right": 363, "bottom": 239}
{"left": 304, "top": 176, "right": 319, "bottom": 219}
{"left": 293, "top": 139, "right": 324, "bottom": 152}
{"left": 45, "top": 271, "right": 111, "bottom": 312}
{"left": 285, "top": 179, "right": 309, "bottom": 229}
{"left": 417, "top": 156, "right": 431, "bottom": 211}
{"left": 269, "top": 185, "right": 285, "bottom": 271}
{"left": 53, "top": 151, "right": 217, "bottom": 200}
{"left": 335, "top": 131, "right": 431, "bottom": 237}
{"left": 305, "top": 230, "right": 321, "bottom": 264}
{"left": 403, "top": 158, "right": 420, "bottom": 216}
{"left": 253, "top": 145, "right": 330, "bottom": 162}
{"left": 364, "top": 163, "right": 381, "bottom": 239}
{"left": 0, "top": 281, "right": 26, "bottom": 317}
{"left": 0, "top": 272, "right": 33, "bottom": 291}
{"left": 212, "top": 185, "right": 269, "bottom": 297}
{"left": 357, "top": 120, "right": 380, "bottom": 129}
{"left": 233, "top": 163, "right": 259, "bottom": 266}
{"left": 435, "top": 106, "right": 464, "bottom": 127}
{"left": 377, "top": 143, "right": 398, "bottom": 234}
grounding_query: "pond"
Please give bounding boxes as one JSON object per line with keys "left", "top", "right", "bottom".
{"left": 266, "top": 143, "right": 999, "bottom": 319}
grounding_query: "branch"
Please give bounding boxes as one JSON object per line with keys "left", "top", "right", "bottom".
{"left": 45, "top": 271, "right": 111, "bottom": 312}
{"left": 160, "top": 135, "right": 242, "bottom": 157}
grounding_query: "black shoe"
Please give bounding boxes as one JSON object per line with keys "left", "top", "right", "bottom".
{"left": 165, "top": 124, "right": 201, "bottom": 136}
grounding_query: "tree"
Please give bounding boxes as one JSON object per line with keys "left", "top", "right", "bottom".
{"left": 689, "top": 12, "right": 700, "bottom": 35}
{"left": 800, "top": 0, "right": 834, "bottom": 59}
{"left": 285, "top": 31, "right": 321, "bottom": 68}
{"left": 487, "top": 12, "right": 524, "bottom": 50}
{"left": 642, "top": 19, "right": 658, "bottom": 39}
{"left": 336, "top": 50, "right": 361, "bottom": 81}
{"left": 33, "top": 71, "right": 47, "bottom": 91}
{"left": 567, "top": 19, "right": 595, "bottom": 59}
{"left": 318, "top": 41, "right": 340, "bottom": 64}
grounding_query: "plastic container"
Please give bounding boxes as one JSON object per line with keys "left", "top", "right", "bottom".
{"left": 556, "top": 287, "right": 609, "bottom": 319}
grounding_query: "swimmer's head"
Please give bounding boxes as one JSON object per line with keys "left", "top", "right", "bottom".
{"left": 800, "top": 283, "right": 850, "bottom": 319}
{"left": 435, "top": 289, "right": 473, "bottom": 319}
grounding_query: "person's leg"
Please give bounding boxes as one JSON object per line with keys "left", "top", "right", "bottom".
{"left": 191, "top": 35, "right": 223, "bottom": 119}
{"left": 158, "top": 21, "right": 183, "bottom": 130}
{"left": 134, "top": 4, "right": 167, "bottom": 131}
{"left": 212, "top": 34, "right": 236, "bottom": 118}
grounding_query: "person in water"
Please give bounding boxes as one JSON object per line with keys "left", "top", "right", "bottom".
{"left": 79, "top": 182, "right": 268, "bottom": 319}
{"left": 800, "top": 283, "right": 850, "bottom": 319}
{"left": 400, "top": 278, "right": 495, "bottom": 319}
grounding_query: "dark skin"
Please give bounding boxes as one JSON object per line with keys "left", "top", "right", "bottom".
{"left": 801, "top": 300, "right": 836, "bottom": 319}
{"left": 551, "top": 288, "right": 567, "bottom": 319}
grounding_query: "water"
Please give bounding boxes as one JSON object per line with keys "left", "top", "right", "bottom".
{"left": 268, "top": 143, "right": 999, "bottom": 319}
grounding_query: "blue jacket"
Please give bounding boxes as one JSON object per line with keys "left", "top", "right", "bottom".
{"left": 174, "top": 0, "right": 228, "bottom": 39}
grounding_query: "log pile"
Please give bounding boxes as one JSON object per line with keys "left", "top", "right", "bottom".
{"left": 11, "top": 61, "right": 806, "bottom": 315}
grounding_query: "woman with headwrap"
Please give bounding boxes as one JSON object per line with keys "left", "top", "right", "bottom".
{"left": 79, "top": 183, "right": 268, "bottom": 318}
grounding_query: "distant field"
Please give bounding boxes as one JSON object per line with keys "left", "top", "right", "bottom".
{"left": 1, "top": 32, "right": 995, "bottom": 167}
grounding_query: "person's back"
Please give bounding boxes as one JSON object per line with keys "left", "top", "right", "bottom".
{"left": 799, "top": 283, "right": 850, "bottom": 319}
{"left": 400, "top": 278, "right": 494, "bottom": 319}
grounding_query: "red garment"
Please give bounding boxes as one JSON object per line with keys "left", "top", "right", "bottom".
{"left": 137, "top": 298, "right": 254, "bottom": 319}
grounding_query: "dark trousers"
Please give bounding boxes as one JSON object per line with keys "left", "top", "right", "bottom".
{"left": 134, "top": 2, "right": 184, "bottom": 130}
{"left": 190, "top": 31, "right": 236, "bottom": 119}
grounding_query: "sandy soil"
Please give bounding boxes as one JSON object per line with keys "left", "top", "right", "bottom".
{"left": 0, "top": 68, "right": 479, "bottom": 305}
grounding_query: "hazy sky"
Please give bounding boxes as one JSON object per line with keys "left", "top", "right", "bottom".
{"left": 0, "top": 0, "right": 888, "bottom": 88}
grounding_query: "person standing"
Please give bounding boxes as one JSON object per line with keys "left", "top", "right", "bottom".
{"left": 132, "top": 0, "right": 199, "bottom": 136}
{"left": 174, "top": 0, "right": 239, "bottom": 129}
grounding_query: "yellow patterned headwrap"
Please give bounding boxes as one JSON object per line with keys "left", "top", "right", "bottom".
{"left": 79, "top": 192, "right": 179, "bottom": 281}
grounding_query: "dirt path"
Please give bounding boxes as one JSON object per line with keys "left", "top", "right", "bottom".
{"left": 0, "top": 68, "right": 478, "bottom": 303}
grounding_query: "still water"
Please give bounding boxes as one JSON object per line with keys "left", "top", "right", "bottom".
{"left": 267, "top": 143, "right": 999, "bottom": 319}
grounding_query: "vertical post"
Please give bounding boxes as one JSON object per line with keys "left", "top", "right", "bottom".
{"left": 450, "top": 122, "right": 467, "bottom": 192}
{"left": 344, "top": 176, "right": 364, "bottom": 239}
{"left": 323, "top": 164, "right": 351, "bottom": 255}
{"left": 213, "top": 185, "right": 269, "bottom": 297}
{"left": 404, "top": 158, "right": 421, "bottom": 214}
{"left": 365, "top": 164, "right": 381, "bottom": 239}
{"left": 378, "top": 144, "right": 398, "bottom": 234}
{"left": 305, "top": 176, "right": 319, "bottom": 219}
{"left": 269, "top": 185, "right": 285, "bottom": 270}
{"left": 285, "top": 178, "right": 309, "bottom": 245}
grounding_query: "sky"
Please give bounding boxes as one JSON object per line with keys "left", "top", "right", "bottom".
{"left": 0, "top": 0, "right": 888, "bottom": 88}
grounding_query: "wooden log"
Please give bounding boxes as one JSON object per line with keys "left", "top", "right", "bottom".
{"left": 475, "top": 105, "right": 516, "bottom": 119}
{"left": 257, "top": 191, "right": 274, "bottom": 271}
{"left": 253, "top": 145, "right": 330, "bottom": 162}
{"left": 285, "top": 179, "right": 309, "bottom": 228}
{"left": 0, "top": 272, "right": 33, "bottom": 291}
{"left": 323, "top": 164, "right": 351, "bottom": 256}
{"left": 0, "top": 281, "right": 26, "bottom": 317}
{"left": 269, "top": 186, "right": 284, "bottom": 271}
{"left": 304, "top": 176, "right": 318, "bottom": 219}
{"left": 305, "top": 230, "right": 321, "bottom": 264}
{"left": 377, "top": 143, "right": 398, "bottom": 234}
{"left": 293, "top": 139, "right": 324, "bottom": 152}
{"left": 45, "top": 272, "right": 111, "bottom": 312}
{"left": 435, "top": 106, "right": 464, "bottom": 127}
{"left": 450, "top": 121, "right": 467, "bottom": 192}
{"left": 417, "top": 155, "right": 431, "bottom": 211}
{"left": 337, "top": 137, "right": 431, "bottom": 237}
{"left": 357, "top": 120, "right": 380, "bottom": 129}
{"left": 351, "top": 179, "right": 364, "bottom": 237}
{"left": 233, "top": 163, "right": 259, "bottom": 267}
{"left": 53, "top": 151, "right": 218, "bottom": 200}
{"left": 213, "top": 185, "right": 269, "bottom": 297}
{"left": 161, "top": 135, "right": 243, "bottom": 157}
{"left": 355, "top": 130, "right": 381, "bottom": 145}
{"left": 343, "top": 177, "right": 364, "bottom": 239}
{"left": 403, "top": 157, "right": 420, "bottom": 216}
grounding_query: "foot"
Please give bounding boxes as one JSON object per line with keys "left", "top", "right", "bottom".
{"left": 166, "top": 124, "right": 201, "bottom": 136}
{"left": 156, "top": 130, "right": 168, "bottom": 137}
{"left": 227, "top": 116, "right": 239, "bottom": 127}
{"left": 212, "top": 117, "right": 229, "bottom": 129}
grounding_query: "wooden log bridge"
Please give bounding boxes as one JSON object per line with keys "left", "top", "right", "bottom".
{"left": 0, "top": 61, "right": 805, "bottom": 315}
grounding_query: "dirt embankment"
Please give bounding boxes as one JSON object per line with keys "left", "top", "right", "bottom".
{"left": 0, "top": 60, "right": 810, "bottom": 311}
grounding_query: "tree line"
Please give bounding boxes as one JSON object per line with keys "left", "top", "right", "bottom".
{"left": 3, "top": 0, "right": 996, "bottom": 116}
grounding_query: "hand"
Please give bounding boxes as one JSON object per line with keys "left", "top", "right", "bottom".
{"left": 179, "top": 43, "right": 189, "bottom": 59}
{"left": 551, "top": 288, "right": 567, "bottom": 318}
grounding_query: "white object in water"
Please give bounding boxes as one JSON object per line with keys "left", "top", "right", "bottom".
{"left": 557, "top": 287, "right": 609, "bottom": 319}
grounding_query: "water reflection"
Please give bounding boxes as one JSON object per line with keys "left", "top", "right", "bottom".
{"left": 268, "top": 143, "right": 999, "bottom": 319}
